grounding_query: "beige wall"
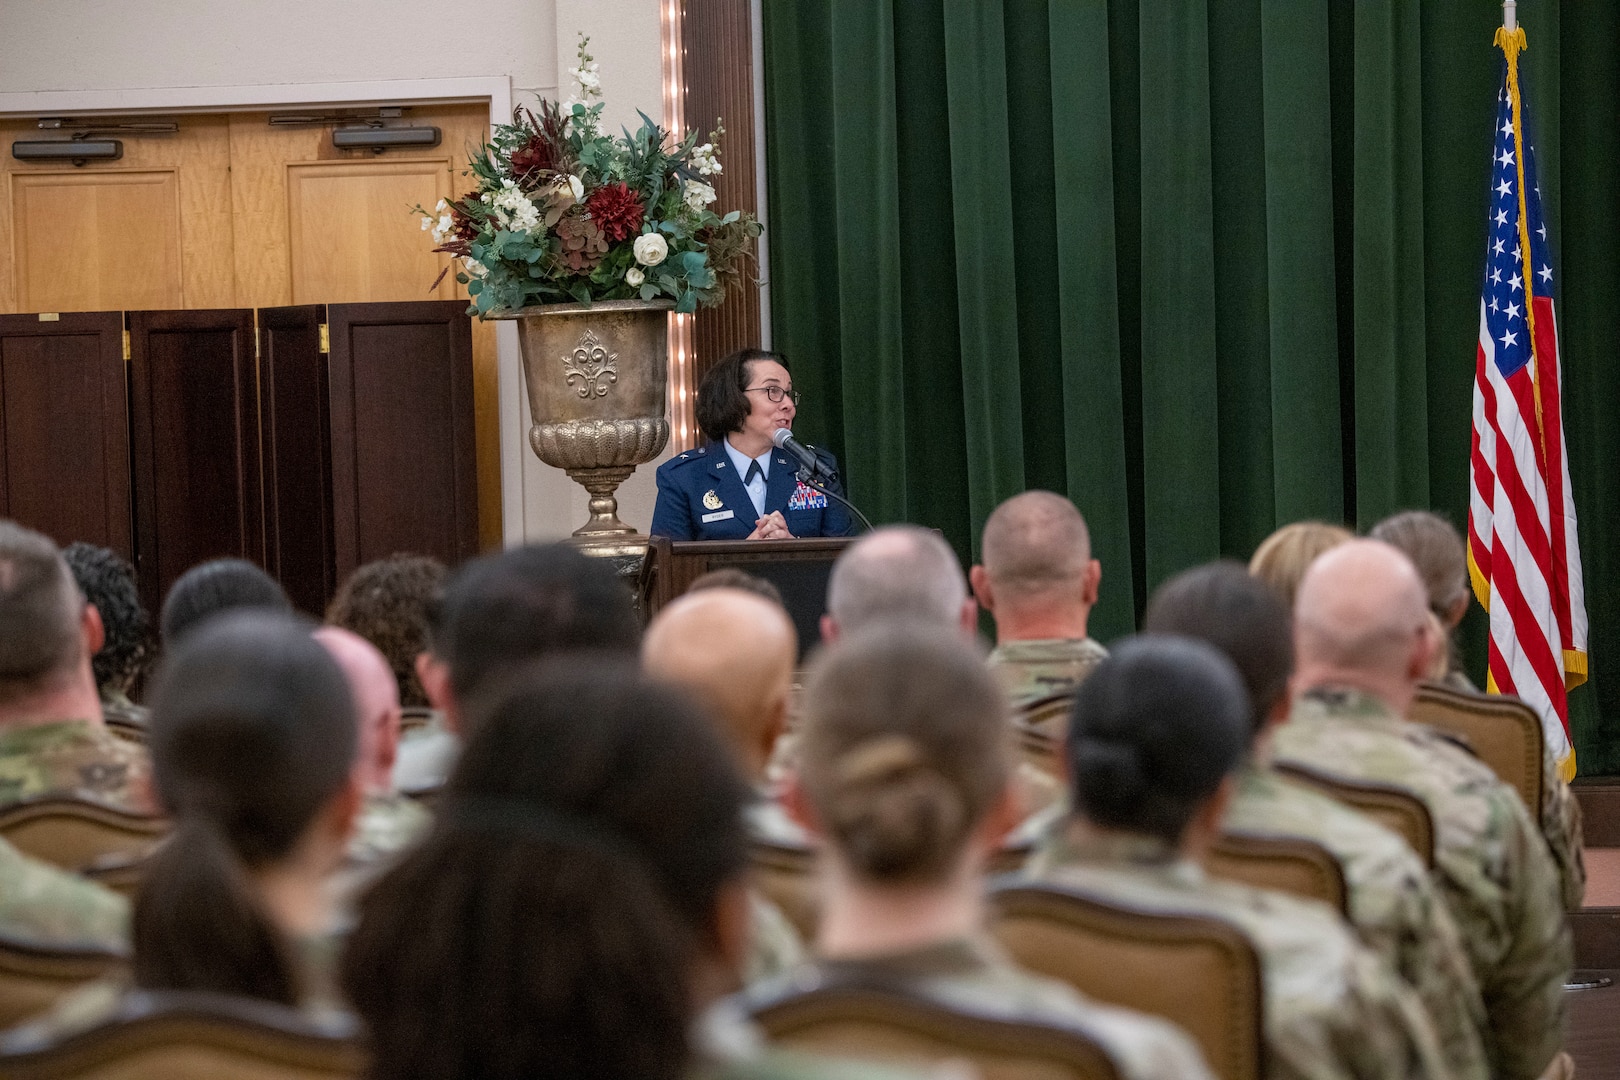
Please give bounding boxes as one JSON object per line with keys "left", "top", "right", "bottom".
{"left": 0, "top": 0, "right": 674, "bottom": 546}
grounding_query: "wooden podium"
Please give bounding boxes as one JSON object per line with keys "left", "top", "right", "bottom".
{"left": 638, "top": 536, "right": 856, "bottom": 656}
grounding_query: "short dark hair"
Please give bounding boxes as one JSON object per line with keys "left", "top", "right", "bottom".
{"left": 686, "top": 567, "right": 784, "bottom": 607}
{"left": 160, "top": 559, "right": 292, "bottom": 643}
{"left": 1066, "top": 635, "right": 1250, "bottom": 845}
{"left": 0, "top": 520, "right": 83, "bottom": 705}
{"left": 434, "top": 544, "right": 639, "bottom": 707}
{"left": 63, "top": 542, "right": 152, "bottom": 698}
{"left": 136, "top": 610, "right": 357, "bottom": 1004}
{"left": 326, "top": 554, "right": 448, "bottom": 709}
{"left": 1142, "top": 560, "right": 1293, "bottom": 735}
{"left": 694, "top": 348, "right": 789, "bottom": 444}
{"left": 342, "top": 657, "right": 751, "bottom": 1080}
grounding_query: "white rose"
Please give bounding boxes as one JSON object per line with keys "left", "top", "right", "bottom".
{"left": 625, "top": 267, "right": 645, "bottom": 287}
{"left": 568, "top": 175, "right": 585, "bottom": 202}
{"left": 633, "top": 233, "right": 668, "bottom": 267}
{"left": 683, "top": 180, "right": 717, "bottom": 211}
{"left": 462, "top": 257, "right": 487, "bottom": 278}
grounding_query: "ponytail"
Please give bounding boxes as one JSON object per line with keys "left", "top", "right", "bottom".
{"left": 132, "top": 819, "right": 299, "bottom": 1003}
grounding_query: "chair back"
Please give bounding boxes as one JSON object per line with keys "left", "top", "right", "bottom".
{"left": 0, "top": 935, "right": 126, "bottom": 1029}
{"left": 1014, "top": 692, "right": 1073, "bottom": 780}
{"left": 82, "top": 850, "right": 152, "bottom": 898}
{"left": 749, "top": 977, "right": 1123, "bottom": 1080}
{"left": 1410, "top": 681, "right": 1542, "bottom": 811}
{"left": 1273, "top": 763, "right": 1435, "bottom": 867}
{"left": 0, "top": 798, "right": 168, "bottom": 874}
{"left": 0, "top": 990, "right": 363, "bottom": 1080}
{"left": 1205, "top": 832, "right": 1348, "bottom": 915}
{"left": 102, "top": 715, "right": 147, "bottom": 746}
{"left": 988, "top": 882, "right": 1263, "bottom": 1080}
{"left": 397, "top": 707, "right": 438, "bottom": 738}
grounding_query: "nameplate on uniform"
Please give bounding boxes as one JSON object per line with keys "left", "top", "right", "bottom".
{"left": 701, "top": 509, "right": 735, "bottom": 523}
{"left": 788, "top": 483, "right": 829, "bottom": 511}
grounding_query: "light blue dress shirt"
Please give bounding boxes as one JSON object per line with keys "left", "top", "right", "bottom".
{"left": 723, "top": 437, "right": 771, "bottom": 519}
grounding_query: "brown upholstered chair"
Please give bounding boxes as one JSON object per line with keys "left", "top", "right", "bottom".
{"left": 748, "top": 976, "right": 1124, "bottom": 1080}
{"left": 0, "top": 798, "right": 167, "bottom": 875}
{"left": 753, "top": 836, "right": 1036, "bottom": 943}
{"left": 988, "top": 881, "right": 1264, "bottom": 1080}
{"left": 0, "top": 990, "right": 364, "bottom": 1080}
{"left": 1272, "top": 762, "right": 1436, "bottom": 868}
{"left": 81, "top": 849, "right": 153, "bottom": 899}
{"left": 101, "top": 714, "right": 147, "bottom": 746}
{"left": 0, "top": 934, "right": 126, "bottom": 1029}
{"left": 1014, "top": 693, "right": 1073, "bottom": 780}
{"left": 1205, "top": 831, "right": 1348, "bottom": 916}
{"left": 1410, "top": 681, "right": 1542, "bottom": 812}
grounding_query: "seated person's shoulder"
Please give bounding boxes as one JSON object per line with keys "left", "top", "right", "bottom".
{"left": 0, "top": 719, "right": 153, "bottom": 811}
{"left": 0, "top": 837, "right": 129, "bottom": 952}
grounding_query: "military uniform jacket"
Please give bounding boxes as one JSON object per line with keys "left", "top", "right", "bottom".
{"left": 987, "top": 637, "right": 1110, "bottom": 708}
{"left": 1272, "top": 688, "right": 1571, "bottom": 1080}
{"left": 0, "top": 719, "right": 153, "bottom": 813}
{"left": 1225, "top": 761, "right": 1489, "bottom": 1080}
{"left": 1026, "top": 828, "right": 1456, "bottom": 1080}
{"left": 0, "top": 836, "right": 127, "bottom": 952}
{"left": 651, "top": 442, "right": 853, "bottom": 541}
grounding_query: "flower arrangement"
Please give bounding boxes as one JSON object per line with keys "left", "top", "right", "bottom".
{"left": 417, "top": 36, "right": 760, "bottom": 316}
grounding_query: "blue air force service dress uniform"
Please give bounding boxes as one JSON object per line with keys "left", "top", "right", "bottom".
{"left": 651, "top": 443, "right": 854, "bottom": 540}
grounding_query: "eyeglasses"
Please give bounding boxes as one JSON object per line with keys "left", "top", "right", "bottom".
{"left": 744, "top": 385, "right": 801, "bottom": 405}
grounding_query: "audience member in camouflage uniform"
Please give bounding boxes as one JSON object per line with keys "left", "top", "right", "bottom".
{"left": 645, "top": 587, "right": 807, "bottom": 982}
{"left": 772, "top": 626, "right": 1214, "bottom": 1080}
{"left": 61, "top": 543, "right": 153, "bottom": 731}
{"left": 971, "top": 492, "right": 1108, "bottom": 707}
{"left": 314, "top": 627, "right": 430, "bottom": 874}
{"left": 1272, "top": 540, "right": 1571, "bottom": 1080}
{"left": 0, "top": 522, "right": 153, "bottom": 813}
{"left": 1142, "top": 562, "right": 1489, "bottom": 1079}
{"left": 0, "top": 835, "right": 127, "bottom": 952}
{"left": 1370, "top": 511, "right": 1587, "bottom": 911}
{"left": 1028, "top": 636, "right": 1456, "bottom": 1080}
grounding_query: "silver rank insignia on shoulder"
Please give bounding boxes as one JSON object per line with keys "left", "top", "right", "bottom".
{"left": 702, "top": 490, "right": 723, "bottom": 511}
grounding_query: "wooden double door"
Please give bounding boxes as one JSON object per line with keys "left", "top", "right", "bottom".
{"left": 0, "top": 301, "right": 477, "bottom": 620}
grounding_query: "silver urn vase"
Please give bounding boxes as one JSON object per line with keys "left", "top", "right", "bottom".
{"left": 494, "top": 299, "right": 674, "bottom": 555}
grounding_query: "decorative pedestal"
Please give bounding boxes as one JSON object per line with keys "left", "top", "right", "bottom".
{"left": 493, "top": 299, "right": 673, "bottom": 559}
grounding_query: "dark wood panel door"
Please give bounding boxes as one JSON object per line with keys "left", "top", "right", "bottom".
{"left": 128, "top": 308, "right": 262, "bottom": 613}
{"left": 327, "top": 301, "right": 477, "bottom": 580}
{"left": 258, "top": 304, "right": 333, "bottom": 616}
{"left": 0, "top": 312, "right": 131, "bottom": 557}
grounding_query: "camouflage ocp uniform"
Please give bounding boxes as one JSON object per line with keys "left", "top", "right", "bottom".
{"left": 1025, "top": 828, "right": 1456, "bottom": 1080}
{"left": 1538, "top": 750, "right": 1586, "bottom": 911}
{"left": 0, "top": 719, "right": 153, "bottom": 813}
{"left": 1224, "top": 761, "right": 1489, "bottom": 1080}
{"left": 747, "top": 937, "right": 1214, "bottom": 1080}
{"left": 0, "top": 835, "right": 128, "bottom": 952}
{"left": 1272, "top": 687, "right": 1571, "bottom": 1080}
{"left": 987, "top": 637, "right": 1109, "bottom": 708}
{"left": 347, "top": 791, "right": 433, "bottom": 868}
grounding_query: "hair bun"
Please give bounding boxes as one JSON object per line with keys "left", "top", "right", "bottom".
{"left": 834, "top": 735, "right": 927, "bottom": 787}
{"left": 1070, "top": 735, "right": 1146, "bottom": 806}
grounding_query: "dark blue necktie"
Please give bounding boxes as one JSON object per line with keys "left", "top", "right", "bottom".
{"left": 745, "top": 461, "right": 763, "bottom": 486}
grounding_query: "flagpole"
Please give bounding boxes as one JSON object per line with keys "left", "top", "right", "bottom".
{"left": 1503, "top": 0, "right": 1516, "bottom": 32}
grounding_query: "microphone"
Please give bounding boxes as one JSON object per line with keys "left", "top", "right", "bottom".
{"left": 771, "top": 427, "right": 824, "bottom": 476}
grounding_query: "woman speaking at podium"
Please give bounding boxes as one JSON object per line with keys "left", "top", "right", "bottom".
{"left": 651, "top": 348, "right": 853, "bottom": 541}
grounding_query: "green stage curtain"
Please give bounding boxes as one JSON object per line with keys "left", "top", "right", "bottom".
{"left": 763, "top": 0, "right": 1620, "bottom": 773}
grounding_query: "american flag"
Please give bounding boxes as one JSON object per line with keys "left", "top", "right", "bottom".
{"left": 1468, "top": 28, "right": 1588, "bottom": 778}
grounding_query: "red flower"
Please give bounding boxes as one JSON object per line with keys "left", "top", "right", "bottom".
{"left": 585, "top": 182, "right": 645, "bottom": 243}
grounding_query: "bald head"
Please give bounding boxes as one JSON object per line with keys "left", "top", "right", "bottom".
{"left": 824, "top": 525, "right": 972, "bottom": 641}
{"left": 1293, "top": 540, "right": 1437, "bottom": 704}
{"left": 642, "top": 588, "right": 797, "bottom": 782}
{"left": 971, "top": 492, "right": 1100, "bottom": 642}
{"left": 314, "top": 626, "right": 401, "bottom": 792}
